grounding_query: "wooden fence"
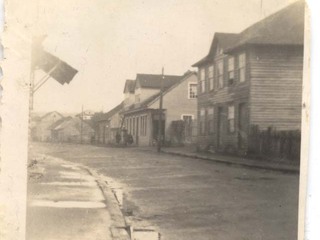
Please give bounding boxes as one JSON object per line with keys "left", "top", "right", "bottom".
{"left": 248, "top": 125, "right": 301, "bottom": 162}
{"left": 168, "top": 120, "right": 197, "bottom": 146}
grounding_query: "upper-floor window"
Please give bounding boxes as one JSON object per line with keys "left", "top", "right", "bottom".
{"left": 217, "top": 61, "right": 224, "bottom": 89}
{"left": 228, "top": 105, "right": 235, "bottom": 133}
{"left": 208, "top": 65, "right": 214, "bottom": 90}
{"left": 228, "top": 57, "right": 235, "bottom": 85}
{"left": 238, "top": 53, "right": 246, "bottom": 82}
{"left": 188, "top": 83, "right": 197, "bottom": 99}
{"left": 200, "top": 68, "right": 206, "bottom": 93}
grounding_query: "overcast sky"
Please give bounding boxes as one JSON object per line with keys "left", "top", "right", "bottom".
{"left": 26, "top": 0, "right": 298, "bottom": 114}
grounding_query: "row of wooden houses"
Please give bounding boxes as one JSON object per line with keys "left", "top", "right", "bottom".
{"left": 94, "top": 1, "right": 304, "bottom": 158}
{"left": 95, "top": 71, "right": 198, "bottom": 146}
{"left": 31, "top": 111, "right": 94, "bottom": 143}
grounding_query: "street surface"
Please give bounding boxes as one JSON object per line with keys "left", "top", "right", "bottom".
{"left": 29, "top": 142, "right": 299, "bottom": 240}
{"left": 26, "top": 153, "right": 112, "bottom": 240}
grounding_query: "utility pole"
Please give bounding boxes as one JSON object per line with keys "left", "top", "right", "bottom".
{"left": 157, "top": 67, "right": 164, "bottom": 152}
{"left": 80, "top": 105, "right": 83, "bottom": 144}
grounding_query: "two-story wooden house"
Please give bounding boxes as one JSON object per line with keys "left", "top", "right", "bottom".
{"left": 192, "top": 0, "right": 304, "bottom": 154}
{"left": 121, "top": 71, "right": 198, "bottom": 146}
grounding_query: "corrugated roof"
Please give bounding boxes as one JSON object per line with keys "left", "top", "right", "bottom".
{"left": 136, "top": 73, "right": 182, "bottom": 89}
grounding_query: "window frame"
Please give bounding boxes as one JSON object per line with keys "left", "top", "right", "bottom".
{"left": 199, "top": 108, "right": 206, "bottom": 135}
{"left": 199, "top": 68, "right": 206, "bottom": 93}
{"left": 227, "top": 105, "right": 235, "bottom": 133}
{"left": 228, "top": 56, "right": 235, "bottom": 86}
{"left": 208, "top": 64, "right": 215, "bottom": 91}
{"left": 217, "top": 60, "right": 224, "bottom": 89}
{"left": 188, "top": 82, "right": 198, "bottom": 99}
{"left": 207, "top": 107, "right": 214, "bottom": 134}
{"left": 238, "top": 53, "right": 246, "bottom": 83}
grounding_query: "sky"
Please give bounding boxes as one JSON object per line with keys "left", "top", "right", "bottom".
{"left": 15, "top": 0, "right": 298, "bottom": 114}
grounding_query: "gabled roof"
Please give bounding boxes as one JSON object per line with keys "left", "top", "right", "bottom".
{"left": 136, "top": 73, "right": 182, "bottom": 90}
{"left": 47, "top": 116, "right": 72, "bottom": 130}
{"left": 123, "top": 80, "right": 136, "bottom": 93}
{"left": 40, "top": 111, "right": 64, "bottom": 120}
{"left": 225, "top": 0, "right": 304, "bottom": 52}
{"left": 51, "top": 117, "right": 93, "bottom": 132}
{"left": 123, "top": 71, "right": 197, "bottom": 114}
{"left": 192, "top": 33, "right": 239, "bottom": 67}
{"left": 97, "top": 101, "right": 124, "bottom": 122}
{"left": 192, "top": 0, "right": 304, "bottom": 66}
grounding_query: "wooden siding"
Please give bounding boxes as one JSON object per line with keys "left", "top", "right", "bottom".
{"left": 249, "top": 45, "right": 303, "bottom": 130}
{"left": 196, "top": 49, "right": 250, "bottom": 152}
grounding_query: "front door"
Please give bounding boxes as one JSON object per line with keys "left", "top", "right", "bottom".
{"left": 238, "top": 103, "right": 248, "bottom": 150}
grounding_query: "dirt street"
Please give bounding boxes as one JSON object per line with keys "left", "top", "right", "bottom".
{"left": 29, "top": 142, "right": 299, "bottom": 240}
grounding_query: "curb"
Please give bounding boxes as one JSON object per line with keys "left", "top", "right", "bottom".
{"left": 161, "top": 150, "right": 300, "bottom": 174}
{"left": 85, "top": 168, "right": 131, "bottom": 240}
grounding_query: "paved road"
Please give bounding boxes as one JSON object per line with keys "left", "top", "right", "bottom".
{"left": 31, "top": 142, "right": 299, "bottom": 240}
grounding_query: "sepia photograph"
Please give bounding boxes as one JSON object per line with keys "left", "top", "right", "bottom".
{"left": 0, "top": 0, "right": 311, "bottom": 239}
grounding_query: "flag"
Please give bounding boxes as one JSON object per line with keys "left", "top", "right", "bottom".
{"left": 32, "top": 37, "right": 78, "bottom": 85}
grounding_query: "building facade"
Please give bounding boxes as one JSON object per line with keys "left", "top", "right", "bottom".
{"left": 122, "top": 71, "right": 198, "bottom": 146}
{"left": 31, "top": 111, "right": 64, "bottom": 141}
{"left": 192, "top": 1, "right": 304, "bottom": 154}
{"left": 96, "top": 102, "right": 124, "bottom": 144}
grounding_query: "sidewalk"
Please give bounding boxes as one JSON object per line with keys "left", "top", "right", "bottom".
{"left": 139, "top": 146, "right": 300, "bottom": 173}
{"left": 26, "top": 155, "right": 113, "bottom": 240}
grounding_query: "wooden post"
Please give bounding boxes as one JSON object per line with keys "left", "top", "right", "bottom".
{"left": 157, "top": 67, "right": 164, "bottom": 152}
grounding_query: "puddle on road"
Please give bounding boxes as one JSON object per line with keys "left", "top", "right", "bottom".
{"left": 59, "top": 171, "right": 96, "bottom": 181}
{"left": 61, "top": 164, "right": 81, "bottom": 171}
{"left": 30, "top": 200, "right": 106, "bottom": 208}
{"left": 128, "top": 227, "right": 161, "bottom": 240}
{"left": 41, "top": 181, "right": 97, "bottom": 187}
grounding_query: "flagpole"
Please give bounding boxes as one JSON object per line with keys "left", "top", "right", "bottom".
{"left": 157, "top": 67, "right": 164, "bottom": 152}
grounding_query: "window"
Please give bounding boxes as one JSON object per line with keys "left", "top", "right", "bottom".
{"left": 182, "top": 114, "right": 193, "bottom": 124}
{"left": 228, "top": 105, "right": 235, "bottom": 133}
{"left": 238, "top": 53, "right": 246, "bottom": 82}
{"left": 208, "top": 65, "right": 214, "bottom": 90}
{"left": 188, "top": 83, "right": 197, "bottom": 99}
{"left": 200, "top": 68, "right": 206, "bottom": 93}
{"left": 207, "top": 107, "right": 214, "bottom": 134}
{"left": 228, "top": 57, "right": 235, "bottom": 85}
{"left": 217, "top": 61, "right": 224, "bottom": 89}
{"left": 199, "top": 108, "right": 206, "bottom": 135}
